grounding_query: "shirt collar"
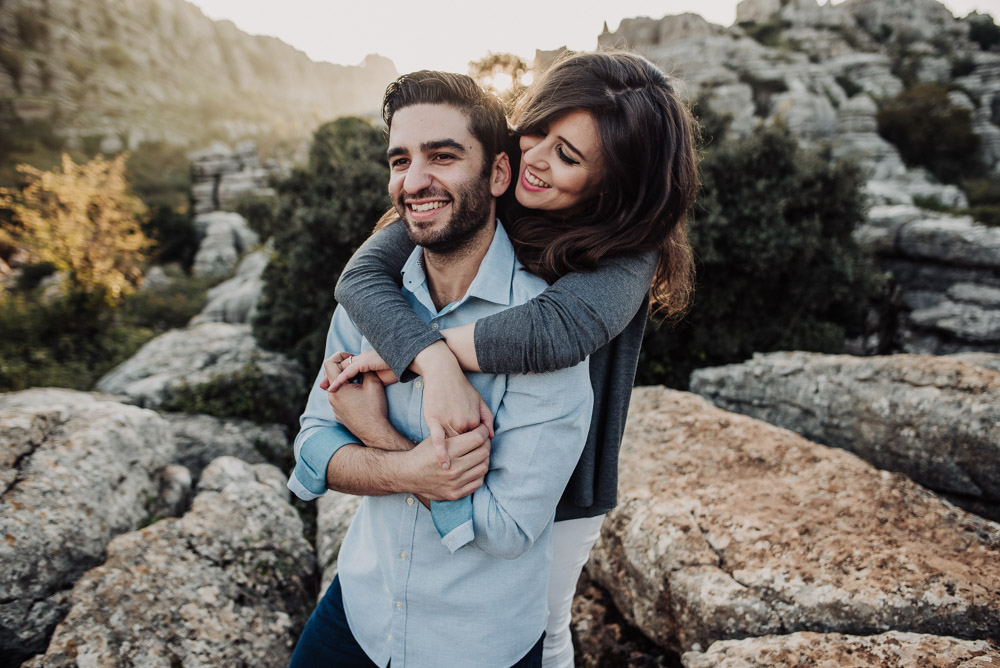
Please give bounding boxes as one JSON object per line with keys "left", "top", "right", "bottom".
{"left": 400, "top": 219, "right": 515, "bottom": 315}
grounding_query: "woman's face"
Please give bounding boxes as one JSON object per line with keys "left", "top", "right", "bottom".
{"left": 515, "top": 109, "right": 604, "bottom": 213}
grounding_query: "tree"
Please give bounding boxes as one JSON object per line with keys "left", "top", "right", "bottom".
{"left": 0, "top": 153, "right": 150, "bottom": 303}
{"left": 468, "top": 52, "right": 531, "bottom": 111}
{"left": 253, "top": 117, "right": 390, "bottom": 372}
{"left": 637, "top": 123, "right": 885, "bottom": 388}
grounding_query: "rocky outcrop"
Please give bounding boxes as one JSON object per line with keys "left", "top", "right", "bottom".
{"left": 858, "top": 205, "right": 1000, "bottom": 354}
{"left": 315, "top": 491, "right": 362, "bottom": 598}
{"left": 190, "top": 140, "right": 278, "bottom": 215}
{"left": 689, "top": 352, "right": 1000, "bottom": 509}
{"left": 587, "top": 387, "right": 1000, "bottom": 654}
{"left": 161, "top": 412, "right": 287, "bottom": 481}
{"left": 26, "top": 457, "right": 317, "bottom": 667}
{"left": 682, "top": 631, "right": 1000, "bottom": 667}
{"left": 95, "top": 322, "right": 302, "bottom": 409}
{"left": 0, "top": 0, "right": 397, "bottom": 147}
{"left": 191, "top": 211, "right": 259, "bottom": 278}
{"left": 0, "top": 389, "right": 175, "bottom": 660}
{"left": 190, "top": 247, "right": 269, "bottom": 325}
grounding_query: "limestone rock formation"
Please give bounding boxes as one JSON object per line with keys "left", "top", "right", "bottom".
{"left": 25, "top": 457, "right": 317, "bottom": 667}
{"left": 95, "top": 321, "right": 302, "bottom": 409}
{"left": 316, "top": 491, "right": 362, "bottom": 598}
{"left": 190, "top": 140, "right": 278, "bottom": 214}
{"left": 859, "top": 205, "right": 1000, "bottom": 353}
{"left": 0, "top": 389, "right": 175, "bottom": 660}
{"left": 587, "top": 387, "right": 1000, "bottom": 654}
{"left": 682, "top": 631, "right": 1000, "bottom": 667}
{"left": 190, "top": 247, "right": 269, "bottom": 325}
{"left": 191, "top": 211, "right": 259, "bottom": 279}
{"left": 689, "top": 352, "right": 1000, "bottom": 508}
{"left": 161, "top": 412, "right": 287, "bottom": 481}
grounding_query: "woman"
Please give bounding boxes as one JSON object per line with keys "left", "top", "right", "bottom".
{"left": 328, "top": 50, "right": 699, "bottom": 667}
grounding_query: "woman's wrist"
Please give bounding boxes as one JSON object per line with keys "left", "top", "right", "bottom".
{"left": 411, "top": 340, "right": 461, "bottom": 378}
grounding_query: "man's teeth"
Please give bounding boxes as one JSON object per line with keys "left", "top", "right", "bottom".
{"left": 525, "top": 170, "right": 550, "bottom": 188}
{"left": 410, "top": 201, "right": 447, "bottom": 212}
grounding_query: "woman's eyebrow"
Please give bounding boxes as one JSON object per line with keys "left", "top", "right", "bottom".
{"left": 559, "top": 136, "right": 587, "bottom": 161}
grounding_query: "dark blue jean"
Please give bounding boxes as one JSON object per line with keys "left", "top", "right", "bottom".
{"left": 290, "top": 575, "right": 544, "bottom": 667}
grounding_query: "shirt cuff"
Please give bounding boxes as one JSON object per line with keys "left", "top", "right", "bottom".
{"left": 430, "top": 497, "right": 474, "bottom": 552}
{"left": 288, "top": 424, "right": 359, "bottom": 501}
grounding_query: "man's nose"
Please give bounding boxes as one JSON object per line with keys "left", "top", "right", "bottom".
{"left": 403, "top": 160, "right": 433, "bottom": 194}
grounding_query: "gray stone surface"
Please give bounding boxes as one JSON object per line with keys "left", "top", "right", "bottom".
{"left": 682, "top": 631, "right": 1000, "bottom": 667}
{"left": 316, "top": 491, "right": 362, "bottom": 599}
{"left": 689, "top": 352, "right": 1000, "bottom": 501}
{"left": 192, "top": 211, "right": 259, "bottom": 278}
{"left": 25, "top": 457, "right": 316, "bottom": 668}
{"left": 587, "top": 387, "right": 1000, "bottom": 654}
{"left": 161, "top": 412, "right": 286, "bottom": 482}
{"left": 95, "top": 322, "right": 302, "bottom": 409}
{"left": 190, "top": 247, "right": 268, "bottom": 325}
{"left": 0, "top": 389, "right": 175, "bottom": 658}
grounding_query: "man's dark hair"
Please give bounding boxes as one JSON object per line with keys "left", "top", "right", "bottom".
{"left": 382, "top": 71, "right": 509, "bottom": 168}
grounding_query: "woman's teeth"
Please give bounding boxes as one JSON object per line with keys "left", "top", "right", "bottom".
{"left": 525, "top": 170, "right": 550, "bottom": 188}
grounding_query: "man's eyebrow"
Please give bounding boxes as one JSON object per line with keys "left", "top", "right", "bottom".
{"left": 387, "top": 146, "right": 407, "bottom": 161}
{"left": 421, "top": 139, "right": 467, "bottom": 154}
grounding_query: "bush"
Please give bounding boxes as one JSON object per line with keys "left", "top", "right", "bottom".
{"left": 235, "top": 191, "right": 280, "bottom": 241}
{"left": 637, "top": 123, "right": 885, "bottom": 389}
{"left": 877, "top": 84, "right": 984, "bottom": 184}
{"left": 253, "top": 117, "right": 390, "bottom": 373}
{"left": 126, "top": 141, "right": 191, "bottom": 210}
{"left": 141, "top": 205, "right": 199, "bottom": 268}
{"left": 968, "top": 13, "right": 1000, "bottom": 51}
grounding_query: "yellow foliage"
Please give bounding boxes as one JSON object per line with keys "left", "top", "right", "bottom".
{"left": 0, "top": 153, "right": 150, "bottom": 303}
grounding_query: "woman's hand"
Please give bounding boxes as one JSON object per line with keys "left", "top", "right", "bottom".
{"left": 323, "top": 349, "right": 398, "bottom": 391}
{"left": 414, "top": 343, "right": 494, "bottom": 470}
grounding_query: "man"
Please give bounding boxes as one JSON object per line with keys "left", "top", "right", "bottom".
{"left": 287, "top": 71, "right": 593, "bottom": 668}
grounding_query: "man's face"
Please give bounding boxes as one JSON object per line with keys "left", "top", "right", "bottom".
{"left": 387, "top": 104, "right": 499, "bottom": 253}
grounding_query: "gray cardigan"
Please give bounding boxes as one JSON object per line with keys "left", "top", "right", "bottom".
{"left": 334, "top": 221, "right": 655, "bottom": 521}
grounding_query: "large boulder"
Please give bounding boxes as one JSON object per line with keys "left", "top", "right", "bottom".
{"left": 0, "top": 390, "right": 175, "bottom": 660}
{"left": 315, "top": 491, "right": 362, "bottom": 599}
{"left": 161, "top": 412, "right": 288, "bottom": 481}
{"left": 191, "top": 211, "right": 259, "bottom": 278}
{"left": 587, "top": 387, "right": 1000, "bottom": 654}
{"left": 190, "top": 247, "right": 269, "bottom": 325}
{"left": 95, "top": 322, "right": 302, "bottom": 409}
{"left": 683, "top": 631, "right": 999, "bottom": 667}
{"left": 689, "top": 352, "right": 1000, "bottom": 506}
{"left": 26, "top": 457, "right": 317, "bottom": 667}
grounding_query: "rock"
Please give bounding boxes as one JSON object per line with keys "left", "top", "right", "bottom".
{"left": 898, "top": 216, "right": 1000, "bottom": 269}
{"left": 190, "top": 247, "right": 269, "bottom": 325}
{"left": 0, "top": 389, "right": 175, "bottom": 660}
{"left": 191, "top": 211, "right": 259, "bottom": 278}
{"left": 161, "top": 412, "right": 287, "bottom": 482}
{"left": 948, "top": 352, "right": 1000, "bottom": 373}
{"left": 26, "top": 457, "right": 317, "bottom": 667}
{"left": 587, "top": 387, "right": 1000, "bottom": 653}
{"left": 316, "top": 491, "right": 362, "bottom": 599}
{"left": 689, "top": 352, "right": 1000, "bottom": 502}
{"left": 150, "top": 463, "right": 194, "bottom": 520}
{"left": 95, "top": 322, "right": 302, "bottom": 410}
{"left": 682, "top": 631, "right": 1000, "bottom": 667}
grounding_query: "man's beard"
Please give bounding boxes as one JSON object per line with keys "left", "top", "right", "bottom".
{"left": 396, "top": 179, "right": 492, "bottom": 254}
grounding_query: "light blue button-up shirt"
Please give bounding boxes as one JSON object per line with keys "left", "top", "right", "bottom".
{"left": 288, "top": 222, "right": 593, "bottom": 667}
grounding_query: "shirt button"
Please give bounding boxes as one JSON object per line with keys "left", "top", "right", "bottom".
{"left": 400, "top": 551, "right": 408, "bottom": 560}
{"left": 431, "top": 322, "right": 440, "bottom": 330}
{"left": 414, "top": 379, "right": 423, "bottom": 389}
{"left": 395, "top": 601, "right": 403, "bottom": 609}
{"left": 388, "top": 634, "right": 393, "bottom": 641}
{"left": 406, "top": 497, "right": 415, "bottom": 505}
{"left": 411, "top": 437, "right": 419, "bottom": 444}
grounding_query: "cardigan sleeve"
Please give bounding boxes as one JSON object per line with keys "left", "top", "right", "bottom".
{"left": 334, "top": 220, "right": 441, "bottom": 381}
{"left": 335, "top": 221, "right": 656, "bottom": 376}
{"left": 474, "top": 251, "right": 657, "bottom": 374}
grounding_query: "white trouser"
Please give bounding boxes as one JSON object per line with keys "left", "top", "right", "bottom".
{"left": 543, "top": 514, "right": 606, "bottom": 668}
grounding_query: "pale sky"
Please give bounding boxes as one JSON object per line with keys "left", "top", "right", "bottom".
{"left": 189, "top": 0, "right": 999, "bottom": 74}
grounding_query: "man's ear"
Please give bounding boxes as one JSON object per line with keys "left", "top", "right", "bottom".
{"left": 490, "top": 152, "right": 511, "bottom": 198}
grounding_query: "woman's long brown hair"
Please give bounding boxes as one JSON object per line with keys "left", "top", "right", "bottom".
{"left": 504, "top": 50, "right": 699, "bottom": 317}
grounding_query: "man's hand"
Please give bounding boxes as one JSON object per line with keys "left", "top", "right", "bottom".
{"left": 323, "top": 349, "right": 397, "bottom": 391}
{"left": 404, "top": 424, "right": 491, "bottom": 502}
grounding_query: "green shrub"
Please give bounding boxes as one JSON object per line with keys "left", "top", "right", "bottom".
{"left": 877, "top": 84, "right": 984, "bottom": 184}
{"left": 968, "top": 13, "right": 1000, "bottom": 51}
{"left": 235, "top": 191, "right": 280, "bottom": 241}
{"left": 253, "top": 117, "right": 390, "bottom": 373}
{"left": 161, "top": 361, "right": 306, "bottom": 429}
{"left": 141, "top": 205, "right": 199, "bottom": 268}
{"left": 637, "top": 123, "right": 885, "bottom": 389}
